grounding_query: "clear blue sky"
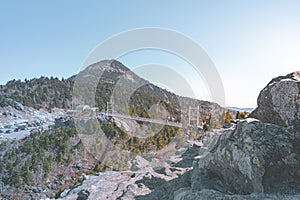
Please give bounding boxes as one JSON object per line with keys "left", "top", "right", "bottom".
{"left": 1, "top": 0, "right": 300, "bottom": 107}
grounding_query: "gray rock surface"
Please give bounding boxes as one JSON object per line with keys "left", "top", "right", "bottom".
{"left": 128, "top": 155, "right": 150, "bottom": 171}
{"left": 61, "top": 72, "right": 300, "bottom": 200}
{"left": 250, "top": 71, "right": 300, "bottom": 131}
{"left": 7, "top": 98, "right": 24, "bottom": 111}
{"left": 175, "top": 118, "right": 300, "bottom": 199}
{"left": 194, "top": 119, "right": 299, "bottom": 193}
{"left": 60, "top": 144, "right": 200, "bottom": 200}
{"left": 60, "top": 171, "right": 151, "bottom": 200}
{"left": 174, "top": 188, "right": 300, "bottom": 200}
{"left": 175, "top": 72, "right": 300, "bottom": 200}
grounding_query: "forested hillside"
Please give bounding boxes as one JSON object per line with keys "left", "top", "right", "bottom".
{"left": 0, "top": 60, "right": 237, "bottom": 199}
{"left": 0, "top": 77, "right": 73, "bottom": 110}
{"left": 0, "top": 60, "right": 228, "bottom": 125}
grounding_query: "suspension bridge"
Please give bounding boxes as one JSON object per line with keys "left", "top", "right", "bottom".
{"left": 105, "top": 112, "right": 183, "bottom": 128}
{"left": 98, "top": 102, "right": 202, "bottom": 129}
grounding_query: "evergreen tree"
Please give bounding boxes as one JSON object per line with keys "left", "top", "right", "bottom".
{"left": 224, "top": 111, "right": 232, "bottom": 124}
{"left": 236, "top": 111, "right": 241, "bottom": 119}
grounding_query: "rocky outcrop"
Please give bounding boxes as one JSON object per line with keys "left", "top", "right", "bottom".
{"left": 174, "top": 188, "right": 300, "bottom": 200}
{"left": 128, "top": 155, "right": 150, "bottom": 171}
{"left": 61, "top": 72, "right": 300, "bottom": 200}
{"left": 250, "top": 71, "right": 300, "bottom": 131}
{"left": 60, "top": 143, "right": 200, "bottom": 200}
{"left": 6, "top": 98, "right": 24, "bottom": 111}
{"left": 175, "top": 118, "right": 300, "bottom": 199}
{"left": 175, "top": 72, "right": 300, "bottom": 200}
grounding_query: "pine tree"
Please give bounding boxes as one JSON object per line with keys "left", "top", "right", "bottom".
{"left": 156, "top": 134, "right": 164, "bottom": 150}
{"left": 236, "top": 111, "right": 241, "bottom": 119}
{"left": 224, "top": 111, "right": 232, "bottom": 124}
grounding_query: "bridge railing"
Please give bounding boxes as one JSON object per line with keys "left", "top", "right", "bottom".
{"left": 99, "top": 112, "right": 182, "bottom": 128}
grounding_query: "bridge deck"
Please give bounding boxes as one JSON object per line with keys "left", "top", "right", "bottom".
{"left": 106, "top": 113, "right": 182, "bottom": 128}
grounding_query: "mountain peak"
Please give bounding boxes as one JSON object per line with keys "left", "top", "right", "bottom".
{"left": 84, "top": 59, "right": 130, "bottom": 74}
{"left": 68, "top": 59, "right": 130, "bottom": 81}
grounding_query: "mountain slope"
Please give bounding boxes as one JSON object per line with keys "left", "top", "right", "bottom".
{"left": 0, "top": 59, "right": 229, "bottom": 127}
{"left": 0, "top": 77, "right": 73, "bottom": 110}
{"left": 0, "top": 60, "right": 232, "bottom": 199}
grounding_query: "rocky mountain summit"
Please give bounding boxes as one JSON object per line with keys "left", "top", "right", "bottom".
{"left": 59, "top": 72, "right": 300, "bottom": 200}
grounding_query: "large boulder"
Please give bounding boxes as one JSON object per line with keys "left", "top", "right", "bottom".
{"left": 175, "top": 119, "right": 300, "bottom": 199}
{"left": 250, "top": 71, "right": 300, "bottom": 131}
{"left": 175, "top": 72, "right": 300, "bottom": 199}
{"left": 174, "top": 188, "right": 300, "bottom": 200}
{"left": 196, "top": 119, "right": 300, "bottom": 194}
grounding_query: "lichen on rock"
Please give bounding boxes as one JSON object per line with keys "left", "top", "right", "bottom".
{"left": 250, "top": 71, "right": 300, "bottom": 131}
{"left": 175, "top": 72, "right": 300, "bottom": 200}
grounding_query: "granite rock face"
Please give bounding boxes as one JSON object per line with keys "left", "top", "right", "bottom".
{"left": 250, "top": 71, "right": 300, "bottom": 131}
{"left": 198, "top": 119, "right": 299, "bottom": 193}
{"left": 175, "top": 119, "right": 300, "bottom": 199}
{"left": 175, "top": 72, "right": 300, "bottom": 200}
{"left": 60, "top": 72, "right": 300, "bottom": 200}
{"left": 60, "top": 143, "right": 200, "bottom": 200}
{"left": 174, "top": 188, "right": 300, "bottom": 200}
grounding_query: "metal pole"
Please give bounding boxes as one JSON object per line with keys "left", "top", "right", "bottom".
{"left": 188, "top": 106, "right": 191, "bottom": 126}
{"left": 197, "top": 105, "right": 199, "bottom": 127}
